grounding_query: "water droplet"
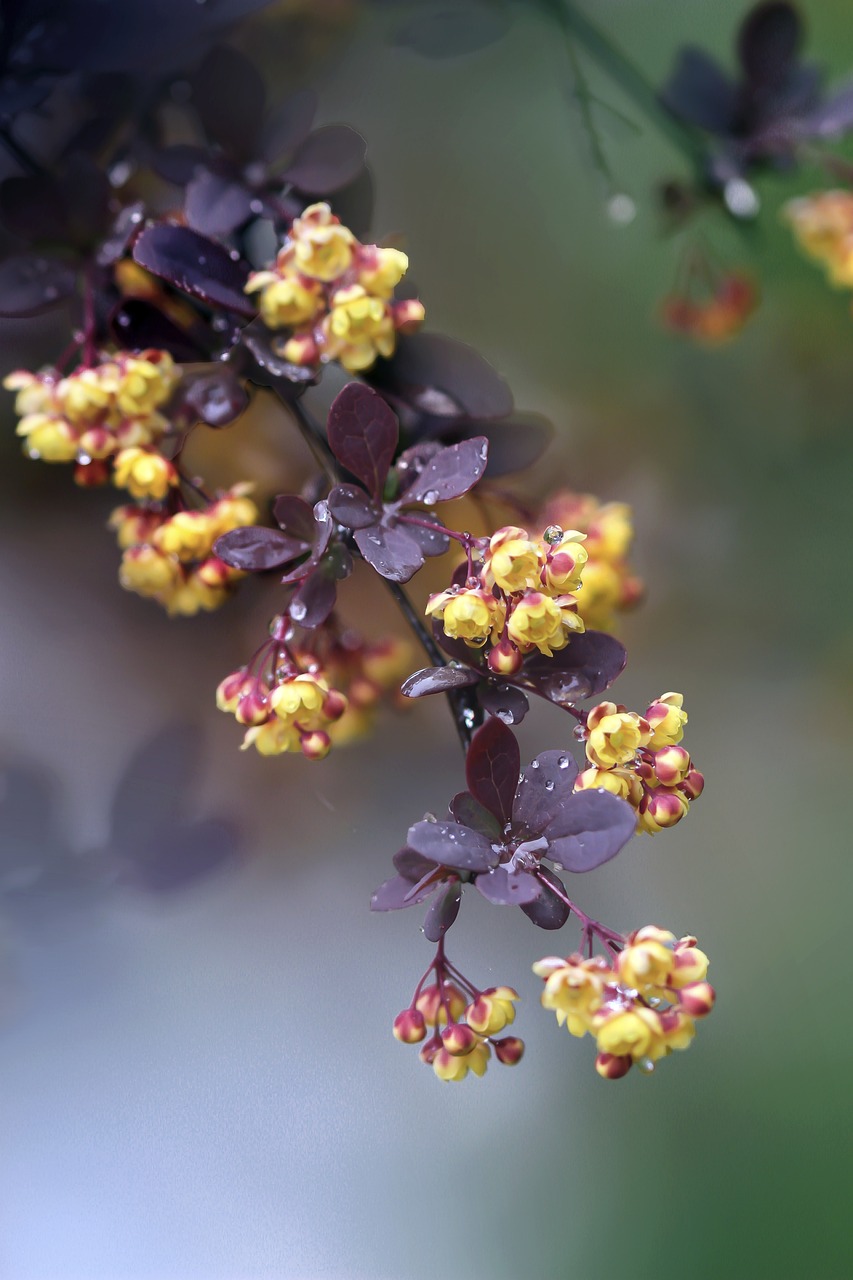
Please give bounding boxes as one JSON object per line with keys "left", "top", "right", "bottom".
{"left": 289, "top": 601, "right": 307, "bottom": 621}
{"left": 129, "top": 209, "right": 143, "bottom": 224}
{"left": 249, "top": 199, "right": 264, "bottom": 215}
{"left": 212, "top": 316, "right": 229, "bottom": 332}
{"left": 558, "top": 755, "right": 570, "bottom": 768}
{"left": 368, "top": 534, "right": 381, "bottom": 546}
{"left": 76, "top": 451, "right": 91, "bottom": 465}
{"left": 423, "top": 490, "right": 439, "bottom": 506}
{"left": 637, "top": 1057, "right": 656, "bottom": 1075}
{"left": 607, "top": 192, "right": 636, "bottom": 225}
{"left": 723, "top": 178, "right": 759, "bottom": 219}
{"left": 544, "top": 779, "right": 554, "bottom": 792}
{"left": 530, "top": 760, "right": 540, "bottom": 770}
{"left": 117, "top": 313, "right": 130, "bottom": 327}
{"left": 573, "top": 725, "right": 586, "bottom": 741}
{"left": 462, "top": 708, "right": 476, "bottom": 728}
{"left": 229, "top": 249, "right": 240, "bottom": 261}
{"left": 543, "top": 524, "right": 563, "bottom": 545}
{"left": 495, "top": 708, "right": 513, "bottom": 724}
{"left": 108, "top": 159, "right": 133, "bottom": 188}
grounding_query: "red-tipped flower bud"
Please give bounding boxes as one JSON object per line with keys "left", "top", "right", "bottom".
{"left": 678, "top": 981, "right": 716, "bottom": 1018}
{"left": 595, "top": 1052, "right": 633, "bottom": 1080}
{"left": 493, "top": 1036, "right": 525, "bottom": 1066}
{"left": 487, "top": 636, "right": 523, "bottom": 676}
{"left": 680, "top": 768, "right": 705, "bottom": 800}
{"left": 300, "top": 730, "right": 331, "bottom": 760}
{"left": 441, "top": 1023, "right": 479, "bottom": 1056}
{"left": 393, "top": 1008, "right": 427, "bottom": 1044}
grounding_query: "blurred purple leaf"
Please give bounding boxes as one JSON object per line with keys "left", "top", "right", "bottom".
{"left": 406, "top": 821, "right": 498, "bottom": 872}
{"left": 133, "top": 223, "right": 254, "bottom": 316}
{"left": 151, "top": 144, "right": 210, "bottom": 185}
{"left": 371, "top": 871, "right": 436, "bottom": 911}
{"left": 0, "top": 253, "right": 76, "bottom": 317}
{"left": 96, "top": 201, "right": 145, "bottom": 267}
{"left": 110, "top": 298, "right": 208, "bottom": 362}
{"left": 738, "top": 2, "right": 801, "bottom": 86}
{"left": 261, "top": 88, "right": 318, "bottom": 167}
{"left": 191, "top": 45, "right": 266, "bottom": 159}
{"left": 0, "top": 173, "right": 67, "bottom": 243}
{"left": 520, "top": 631, "right": 627, "bottom": 704}
{"left": 214, "top": 526, "right": 308, "bottom": 571}
{"left": 393, "top": 848, "right": 436, "bottom": 879}
{"left": 284, "top": 125, "right": 367, "bottom": 194}
{"left": 122, "top": 817, "right": 240, "bottom": 894}
{"left": 327, "top": 165, "right": 374, "bottom": 239}
{"left": 372, "top": 333, "right": 513, "bottom": 419}
{"left": 289, "top": 570, "right": 336, "bottom": 628}
{"left": 182, "top": 365, "right": 249, "bottom": 426}
{"left": 327, "top": 382, "right": 399, "bottom": 498}
{"left": 109, "top": 723, "right": 201, "bottom": 848}
{"left": 423, "top": 880, "right": 462, "bottom": 940}
{"left": 659, "top": 47, "right": 737, "bottom": 133}
{"left": 465, "top": 716, "right": 519, "bottom": 826}
{"left": 401, "top": 666, "right": 480, "bottom": 698}
{"left": 185, "top": 169, "right": 254, "bottom": 237}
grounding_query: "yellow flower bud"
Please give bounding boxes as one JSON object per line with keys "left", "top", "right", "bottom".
{"left": 483, "top": 526, "right": 544, "bottom": 593}
{"left": 637, "top": 785, "right": 690, "bottom": 834}
{"left": 242, "top": 719, "right": 301, "bottom": 756}
{"left": 113, "top": 447, "right": 178, "bottom": 501}
{"left": 585, "top": 703, "right": 651, "bottom": 768}
{"left": 617, "top": 936, "right": 675, "bottom": 991}
{"left": 57, "top": 368, "right": 112, "bottom": 423}
{"left": 323, "top": 285, "right": 395, "bottom": 372}
{"left": 16, "top": 414, "right": 78, "bottom": 462}
{"left": 645, "top": 692, "right": 687, "bottom": 749}
{"left": 542, "top": 531, "right": 588, "bottom": 595}
{"left": 465, "top": 987, "right": 519, "bottom": 1036}
{"left": 358, "top": 246, "right": 409, "bottom": 298}
{"left": 270, "top": 674, "right": 330, "bottom": 727}
{"left": 425, "top": 587, "right": 505, "bottom": 648}
{"left": 574, "top": 764, "right": 644, "bottom": 808}
{"left": 291, "top": 202, "right": 355, "bottom": 281}
{"left": 506, "top": 591, "right": 579, "bottom": 656}
{"left": 594, "top": 1007, "right": 660, "bottom": 1060}
{"left": 115, "top": 352, "right": 178, "bottom": 417}
{"left": 153, "top": 510, "right": 216, "bottom": 561}
{"left": 119, "top": 545, "right": 182, "bottom": 598}
{"left": 250, "top": 274, "right": 324, "bottom": 329}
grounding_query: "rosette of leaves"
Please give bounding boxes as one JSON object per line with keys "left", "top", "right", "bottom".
{"left": 153, "top": 45, "right": 367, "bottom": 238}
{"left": 371, "top": 717, "right": 637, "bottom": 938}
{"left": 660, "top": 1, "right": 853, "bottom": 204}
{"left": 325, "top": 382, "right": 489, "bottom": 583}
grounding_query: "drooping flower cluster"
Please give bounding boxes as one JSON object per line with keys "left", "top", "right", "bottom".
{"left": 660, "top": 271, "right": 757, "bottom": 344}
{"left": 312, "top": 634, "right": 412, "bottom": 748}
{"left": 534, "top": 927, "right": 714, "bottom": 1079}
{"left": 426, "top": 524, "right": 588, "bottom": 671}
{"left": 393, "top": 947, "right": 524, "bottom": 1084}
{"left": 574, "top": 692, "right": 704, "bottom": 834}
{"left": 111, "top": 486, "right": 258, "bottom": 616}
{"left": 783, "top": 190, "right": 853, "bottom": 290}
{"left": 539, "top": 492, "right": 643, "bottom": 631}
{"left": 244, "top": 202, "right": 425, "bottom": 372}
{"left": 4, "top": 351, "right": 180, "bottom": 486}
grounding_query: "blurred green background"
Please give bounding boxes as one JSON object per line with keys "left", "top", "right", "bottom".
{"left": 2, "top": 2, "right": 852, "bottom": 1277}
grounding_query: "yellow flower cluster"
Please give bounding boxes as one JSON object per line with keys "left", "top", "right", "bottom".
{"left": 217, "top": 664, "right": 347, "bottom": 760}
{"left": 538, "top": 494, "right": 643, "bottom": 631}
{"left": 660, "top": 272, "right": 757, "bottom": 344}
{"left": 534, "top": 927, "right": 715, "bottom": 1080}
{"left": 111, "top": 486, "right": 257, "bottom": 616}
{"left": 244, "top": 202, "right": 425, "bottom": 373}
{"left": 426, "top": 525, "right": 588, "bottom": 668}
{"left": 4, "top": 351, "right": 179, "bottom": 479}
{"left": 394, "top": 982, "right": 524, "bottom": 1083}
{"left": 783, "top": 190, "right": 853, "bottom": 288}
{"left": 574, "top": 692, "right": 704, "bottom": 835}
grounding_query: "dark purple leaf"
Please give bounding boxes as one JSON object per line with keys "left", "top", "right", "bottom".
{"left": 109, "top": 723, "right": 201, "bottom": 847}
{"left": 423, "top": 880, "right": 462, "bottom": 940}
{"left": 802, "top": 82, "right": 853, "bottom": 138}
{"left": 404, "top": 435, "right": 489, "bottom": 503}
{"left": 478, "top": 682, "right": 529, "bottom": 726}
{"left": 191, "top": 45, "right": 266, "bottom": 159}
{"left": 465, "top": 717, "right": 519, "bottom": 826}
{"left": 327, "top": 484, "right": 379, "bottom": 530}
{"left": 122, "top": 817, "right": 240, "bottom": 893}
{"left": 399, "top": 516, "right": 451, "bottom": 558}
{"left": 393, "top": 848, "right": 437, "bottom": 880}
{"left": 476, "top": 413, "right": 552, "bottom": 477}
{"left": 110, "top": 299, "right": 208, "bottom": 362}
{"left": 513, "top": 750, "right": 579, "bottom": 837}
{"left": 185, "top": 169, "right": 254, "bottom": 237}
{"left": 279, "top": 501, "right": 334, "bottom": 583}
{"left": 213, "top": 526, "right": 309, "bottom": 571}
{"left": 659, "top": 47, "right": 738, "bottom": 134}
{"left": 183, "top": 365, "right": 249, "bottom": 427}
{"left": 261, "top": 89, "right": 317, "bottom": 167}
{"left": 402, "top": 666, "right": 480, "bottom": 698}
{"left": 97, "top": 201, "right": 145, "bottom": 267}
{"left": 272, "top": 495, "right": 318, "bottom": 542}
{"left": 406, "top": 821, "right": 498, "bottom": 872}
{"left": 289, "top": 571, "right": 336, "bottom": 629}
{"left": 0, "top": 173, "right": 66, "bottom": 243}
{"left": 0, "top": 253, "right": 76, "bottom": 317}
{"left": 521, "top": 631, "right": 627, "bottom": 704}
{"left": 242, "top": 328, "right": 320, "bottom": 386}
{"left": 475, "top": 866, "right": 540, "bottom": 906}
{"left": 545, "top": 791, "right": 637, "bottom": 872}
{"left": 354, "top": 521, "right": 424, "bottom": 583}
{"left": 738, "top": 2, "right": 801, "bottom": 87}
{"left": 372, "top": 333, "right": 513, "bottom": 419}
{"left": 151, "top": 144, "right": 210, "bottom": 185}
{"left": 61, "top": 155, "right": 112, "bottom": 251}
{"left": 133, "top": 223, "right": 254, "bottom": 317}
{"left": 394, "top": 3, "right": 510, "bottom": 59}
{"left": 284, "top": 125, "right": 367, "bottom": 195}
{"left": 371, "top": 872, "right": 436, "bottom": 911}
{"left": 327, "top": 383, "right": 399, "bottom": 499}
{"left": 521, "top": 867, "right": 571, "bottom": 930}
{"left": 448, "top": 792, "right": 503, "bottom": 841}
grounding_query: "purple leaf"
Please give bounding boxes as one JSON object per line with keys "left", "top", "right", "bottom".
{"left": 122, "top": 817, "right": 240, "bottom": 894}
{"left": 372, "top": 333, "right": 513, "bottom": 419}
{"left": 521, "top": 631, "right": 627, "bottom": 704}
{"left": 545, "top": 791, "right": 637, "bottom": 872}
{"left": 513, "top": 749, "right": 579, "bottom": 837}
{"left": 738, "top": 2, "right": 801, "bottom": 87}
{"left": 242, "top": 328, "right": 320, "bottom": 386}
{"left": 289, "top": 571, "right": 336, "bottom": 629}
{"left": 448, "top": 792, "right": 503, "bottom": 840}
{"left": 406, "top": 821, "right": 498, "bottom": 872}
{"left": 478, "top": 682, "right": 529, "bottom": 725}
{"left": 213, "top": 526, "right": 309, "bottom": 571}
{"left": 261, "top": 89, "right": 318, "bottom": 167}
{"left": 279, "top": 503, "right": 334, "bottom": 583}
{"left": 133, "top": 223, "right": 254, "bottom": 317}
{"left": 475, "top": 866, "right": 541, "bottom": 906}
{"left": 401, "top": 666, "right": 480, "bottom": 698}
{"left": 151, "top": 144, "right": 210, "bottom": 186}
{"left": 109, "top": 722, "right": 200, "bottom": 846}
{"left": 182, "top": 365, "right": 249, "bottom": 427}
{"left": 272, "top": 494, "right": 319, "bottom": 542}
{"left": 659, "top": 47, "right": 738, "bottom": 134}
{"left": 327, "top": 383, "right": 399, "bottom": 499}
{"left": 191, "top": 45, "right": 266, "bottom": 159}
{"left": 803, "top": 82, "right": 853, "bottom": 138}
{"left": 110, "top": 299, "right": 208, "bottom": 363}
{"left": 0, "top": 253, "right": 76, "bottom": 317}
{"left": 327, "top": 483, "right": 379, "bottom": 530}
{"left": 521, "top": 868, "right": 571, "bottom": 930}
{"left": 371, "top": 872, "right": 436, "bottom": 911}
{"left": 465, "top": 717, "right": 520, "bottom": 826}
{"left": 400, "top": 516, "right": 450, "bottom": 558}
{"left": 284, "top": 125, "right": 367, "bottom": 195}
{"left": 404, "top": 435, "right": 489, "bottom": 503}
{"left": 0, "top": 174, "right": 67, "bottom": 244}
{"left": 423, "top": 880, "right": 462, "bottom": 941}
{"left": 185, "top": 169, "right": 254, "bottom": 237}
{"left": 393, "top": 848, "right": 437, "bottom": 880}
{"left": 97, "top": 201, "right": 146, "bottom": 267}
{"left": 354, "top": 522, "right": 424, "bottom": 583}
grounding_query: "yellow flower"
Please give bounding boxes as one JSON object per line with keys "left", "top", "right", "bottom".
{"left": 645, "top": 692, "right": 687, "bottom": 749}
{"left": 57, "top": 368, "right": 113, "bottom": 423}
{"left": 153, "top": 510, "right": 217, "bottom": 561}
{"left": 245, "top": 273, "right": 323, "bottom": 328}
{"left": 574, "top": 764, "right": 643, "bottom": 808}
{"left": 617, "top": 930, "right": 676, "bottom": 991}
{"left": 432, "top": 1040, "right": 490, "bottom": 1082}
{"left": 108, "top": 504, "right": 166, "bottom": 549}
{"left": 119, "top": 545, "right": 182, "bottom": 598}
{"left": 242, "top": 718, "right": 301, "bottom": 756}
{"left": 542, "top": 530, "right": 588, "bottom": 595}
{"left": 358, "top": 246, "right": 409, "bottom": 298}
{"left": 594, "top": 1006, "right": 661, "bottom": 1060}
{"left": 783, "top": 190, "right": 853, "bottom": 287}
{"left": 534, "top": 956, "right": 607, "bottom": 1037}
{"left": 115, "top": 352, "right": 178, "bottom": 417}
{"left": 321, "top": 285, "right": 395, "bottom": 371}
{"left": 15, "top": 414, "right": 78, "bottom": 462}
{"left": 465, "top": 986, "right": 519, "bottom": 1036}
{"left": 585, "top": 702, "right": 651, "bottom": 768}
{"left": 483, "top": 526, "right": 543, "bottom": 593}
{"left": 507, "top": 591, "right": 582, "bottom": 657}
{"left": 637, "top": 786, "right": 690, "bottom": 834}
{"left": 113, "top": 447, "right": 178, "bottom": 501}
{"left": 291, "top": 202, "right": 355, "bottom": 281}
{"left": 425, "top": 587, "right": 505, "bottom": 647}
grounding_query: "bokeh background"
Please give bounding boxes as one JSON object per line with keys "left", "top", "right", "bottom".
{"left": 2, "top": 2, "right": 852, "bottom": 1277}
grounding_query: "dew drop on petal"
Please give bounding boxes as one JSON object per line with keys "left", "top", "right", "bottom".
{"left": 289, "top": 600, "right": 307, "bottom": 622}
{"left": 637, "top": 1057, "right": 656, "bottom": 1075}
{"left": 544, "top": 779, "right": 554, "bottom": 792}
{"left": 543, "top": 524, "right": 563, "bottom": 545}
{"left": 558, "top": 755, "right": 570, "bottom": 768}
{"left": 530, "top": 760, "right": 540, "bottom": 770}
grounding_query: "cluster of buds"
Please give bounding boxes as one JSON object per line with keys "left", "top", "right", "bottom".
{"left": 4, "top": 351, "right": 180, "bottom": 485}
{"left": 244, "top": 202, "right": 425, "bottom": 372}
{"left": 783, "top": 190, "right": 853, "bottom": 290}
{"left": 660, "top": 271, "right": 757, "bottom": 344}
{"left": 426, "top": 524, "right": 588, "bottom": 670}
{"left": 217, "top": 621, "right": 348, "bottom": 759}
{"left": 303, "top": 633, "right": 412, "bottom": 748}
{"left": 539, "top": 492, "right": 643, "bottom": 631}
{"left": 394, "top": 973, "right": 523, "bottom": 1083}
{"left": 534, "top": 927, "right": 714, "bottom": 1080}
{"left": 111, "top": 486, "right": 257, "bottom": 616}
{"left": 574, "top": 692, "right": 704, "bottom": 834}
